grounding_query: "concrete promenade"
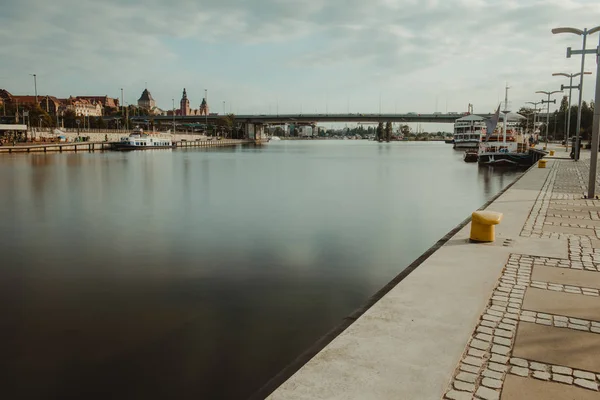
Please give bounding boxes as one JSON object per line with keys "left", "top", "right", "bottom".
{"left": 262, "top": 148, "right": 600, "bottom": 399}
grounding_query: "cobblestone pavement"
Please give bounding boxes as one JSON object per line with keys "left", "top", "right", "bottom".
{"left": 445, "top": 158, "right": 600, "bottom": 400}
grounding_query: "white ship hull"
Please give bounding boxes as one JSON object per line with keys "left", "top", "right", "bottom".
{"left": 114, "top": 131, "right": 173, "bottom": 151}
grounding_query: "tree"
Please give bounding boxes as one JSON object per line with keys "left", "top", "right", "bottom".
{"left": 385, "top": 121, "right": 392, "bottom": 142}
{"left": 96, "top": 117, "right": 107, "bottom": 129}
{"left": 558, "top": 95, "right": 569, "bottom": 139}
{"left": 581, "top": 101, "right": 593, "bottom": 140}
{"left": 62, "top": 110, "right": 77, "bottom": 128}
{"left": 376, "top": 122, "right": 384, "bottom": 142}
{"left": 518, "top": 107, "right": 535, "bottom": 134}
{"left": 400, "top": 124, "right": 410, "bottom": 137}
{"left": 217, "top": 113, "right": 235, "bottom": 137}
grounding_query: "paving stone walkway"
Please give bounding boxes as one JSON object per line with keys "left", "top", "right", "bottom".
{"left": 444, "top": 157, "right": 600, "bottom": 400}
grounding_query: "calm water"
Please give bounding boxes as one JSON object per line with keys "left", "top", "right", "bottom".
{"left": 0, "top": 141, "right": 520, "bottom": 399}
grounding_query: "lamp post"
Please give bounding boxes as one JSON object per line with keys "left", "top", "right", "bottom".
{"left": 552, "top": 26, "right": 600, "bottom": 160}
{"left": 30, "top": 74, "right": 37, "bottom": 103}
{"left": 525, "top": 101, "right": 542, "bottom": 140}
{"left": 204, "top": 88, "right": 208, "bottom": 135}
{"left": 590, "top": 33, "right": 600, "bottom": 198}
{"left": 536, "top": 90, "right": 562, "bottom": 149}
{"left": 552, "top": 72, "right": 592, "bottom": 151}
{"left": 76, "top": 119, "right": 80, "bottom": 138}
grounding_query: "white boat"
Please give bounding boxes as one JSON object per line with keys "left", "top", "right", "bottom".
{"left": 453, "top": 114, "right": 485, "bottom": 149}
{"left": 477, "top": 87, "right": 546, "bottom": 167}
{"left": 270, "top": 136, "right": 281, "bottom": 141}
{"left": 113, "top": 128, "right": 173, "bottom": 151}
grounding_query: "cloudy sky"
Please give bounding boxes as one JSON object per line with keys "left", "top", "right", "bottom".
{"left": 1, "top": 0, "right": 599, "bottom": 124}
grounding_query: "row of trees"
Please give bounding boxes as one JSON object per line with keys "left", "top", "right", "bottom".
{"left": 375, "top": 122, "right": 394, "bottom": 142}
{"left": 518, "top": 96, "right": 595, "bottom": 141}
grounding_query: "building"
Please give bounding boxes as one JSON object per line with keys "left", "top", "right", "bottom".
{"left": 65, "top": 96, "right": 103, "bottom": 117}
{"left": 76, "top": 96, "right": 119, "bottom": 110}
{"left": 138, "top": 88, "right": 156, "bottom": 110}
{"left": 180, "top": 88, "right": 190, "bottom": 116}
{"left": 5, "top": 95, "right": 38, "bottom": 107}
{"left": 39, "top": 96, "right": 62, "bottom": 115}
{"left": 199, "top": 98, "right": 209, "bottom": 116}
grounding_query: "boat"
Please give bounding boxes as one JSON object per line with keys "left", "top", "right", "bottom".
{"left": 477, "top": 86, "right": 546, "bottom": 167}
{"left": 452, "top": 115, "right": 485, "bottom": 149}
{"left": 113, "top": 128, "right": 173, "bottom": 151}
{"left": 270, "top": 136, "right": 281, "bottom": 141}
{"left": 445, "top": 138, "right": 454, "bottom": 144}
{"left": 463, "top": 150, "right": 478, "bottom": 162}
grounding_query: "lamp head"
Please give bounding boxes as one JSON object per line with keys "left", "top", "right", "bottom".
{"left": 552, "top": 27, "right": 584, "bottom": 35}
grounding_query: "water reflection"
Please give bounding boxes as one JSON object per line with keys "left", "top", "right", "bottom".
{"left": 0, "top": 142, "right": 521, "bottom": 399}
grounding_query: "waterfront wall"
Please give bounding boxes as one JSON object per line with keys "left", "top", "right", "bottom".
{"left": 29, "top": 130, "right": 209, "bottom": 143}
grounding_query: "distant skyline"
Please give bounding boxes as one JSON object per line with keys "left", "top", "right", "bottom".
{"left": 1, "top": 0, "right": 599, "bottom": 131}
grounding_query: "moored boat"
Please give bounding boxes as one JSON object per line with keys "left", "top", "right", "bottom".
{"left": 464, "top": 150, "right": 478, "bottom": 162}
{"left": 113, "top": 128, "right": 173, "bottom": 151}
{"left": 453, "top": 115, "right": 485, "bottom": 149}
{"left": 477, "top": 86, "right": 546, "bottom": 167}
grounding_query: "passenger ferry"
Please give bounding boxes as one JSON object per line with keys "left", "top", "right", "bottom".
{"left": 452, "top": 114, "right": 485, "bottom": 149}
{"left": 477, "top": 102, "right": 545, "bottom": 167}
{"left": 113, "top": 128, "right": 173, "bottom": 151}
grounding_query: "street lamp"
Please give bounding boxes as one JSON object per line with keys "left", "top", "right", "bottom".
{"left": 552, "top": 25, "right": 600, "bottom": 160}
{"left": 204, "top": 88, "right": 208, "bottom": 135}
{"left": 39, "top": 116, "right": 42, "bottom": 131}
{"left": 536, "top": 90, "right": 562, "bottom": 148}
{"left": 76, "top": 119, "right": 80, "bottom": 138}
{"left": 30, "top": 74, "right": 37, "bottom": 103}
{"left": 525, "top": 101, "right": 542, "bottom": 140}
{"left": 553, "top": 25, "right": 600, "bottom": 198}
{"left": 552, "top": 71, "right": 592, "bottom": 151}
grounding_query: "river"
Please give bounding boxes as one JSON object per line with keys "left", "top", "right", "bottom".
{"left": 0, "top": 141, "right": 521, "bottom": 399}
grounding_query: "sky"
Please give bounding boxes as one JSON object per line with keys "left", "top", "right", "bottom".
{"left": 1, "top": 0, "right": 599, "bottom": 131}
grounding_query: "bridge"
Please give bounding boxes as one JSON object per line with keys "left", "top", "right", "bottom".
{"left": 130, "top": 112, "right": 546, "bottom": 140}
{"left": 134, "top": 113, "right": 467, "bottom": 125}
{"left": 133, "top": 112, "right": 548, "bottom": 125}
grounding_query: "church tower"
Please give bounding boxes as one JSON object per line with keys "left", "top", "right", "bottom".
{"left": 180, "top": 88, "right": 190, "bottom": 116}
{"left": 199, "top": 97, "right": 209, "bottom": 116}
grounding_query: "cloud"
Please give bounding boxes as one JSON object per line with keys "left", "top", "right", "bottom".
{"left": 1, "top": 0, "right": 599, "bottom": 116}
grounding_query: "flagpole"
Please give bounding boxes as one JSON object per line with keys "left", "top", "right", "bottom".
{"left": 503, "top": 84, "right": 510, "bottom": 147}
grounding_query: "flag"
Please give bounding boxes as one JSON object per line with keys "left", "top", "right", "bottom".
{"left": 485, "top": 104, "right": 501, "bottom": 143}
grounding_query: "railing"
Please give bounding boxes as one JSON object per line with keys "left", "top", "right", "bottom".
{"left": 29, "top": 127, "right": 230, "bottom": 135}
{"left": 173, "top": 139, "right": 251, "bottom": 148}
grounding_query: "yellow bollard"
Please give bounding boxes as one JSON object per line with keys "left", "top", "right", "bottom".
{"left": 470, "top": 211, "right": 503, "bottom": 243}
{"left": 538, "top": 159, "right": 547, "bottom": 168}
{"left": 549, "top": 150, "right": 555, "bottom": 156}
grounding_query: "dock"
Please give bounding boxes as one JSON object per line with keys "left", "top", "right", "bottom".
{"left": 256, "top": 146, "right": 600, "bottom": 400}
{"left": 0, "top": 139, "right": 251, "bottom": 153}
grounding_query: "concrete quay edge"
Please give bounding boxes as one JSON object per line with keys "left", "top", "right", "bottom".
{"left": 252, "top": 162, "right": 554, "bottom": 400}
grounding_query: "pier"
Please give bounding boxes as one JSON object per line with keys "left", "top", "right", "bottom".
{"left": 0, "top": 138, "right": 252, "bottom": 153}
{"left": 257, "top": 146, "right": 600, "bottom": 400}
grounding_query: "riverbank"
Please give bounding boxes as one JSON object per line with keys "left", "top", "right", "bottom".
{"left": 0, "top": 134, "right": 251, "bottom": 153}
{"left": 258, "top": 146, "right": 600, "bottom": 399}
